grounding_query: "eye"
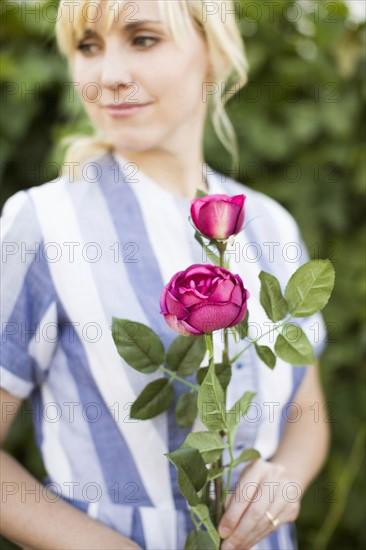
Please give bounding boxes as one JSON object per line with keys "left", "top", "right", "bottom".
{"left": 76, "top": 42, "right": 100, "bottom": 56}
{"left": 132, "top": 36, "right": 160, "bottom": 49}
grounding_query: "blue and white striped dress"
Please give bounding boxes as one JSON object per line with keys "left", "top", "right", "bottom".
{"left": 1, "top": 153, "right": 325, "bottom": 549}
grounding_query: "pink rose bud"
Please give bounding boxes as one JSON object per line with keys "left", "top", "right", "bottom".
{"left": 160, "top": 264, "right": 250, "bottom": 336}
{"left": 190, "top": 194, "right": 246, "bottom": 240}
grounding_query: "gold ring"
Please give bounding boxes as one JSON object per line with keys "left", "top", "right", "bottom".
{"left": 265, "top": 510, "right": 280, "bottom": 528}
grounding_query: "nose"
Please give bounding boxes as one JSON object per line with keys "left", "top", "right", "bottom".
{"left": 100, "top": 40, "right": 133, "bottom": 90}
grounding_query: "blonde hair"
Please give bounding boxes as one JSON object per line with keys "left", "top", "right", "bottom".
{"left": 55, "top": 0, "right": 248, "bottom": 172}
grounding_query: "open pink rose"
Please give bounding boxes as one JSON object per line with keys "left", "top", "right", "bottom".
{"left": 191, "top": 194, "right": 246, "bottom": 239}
{"left": 160, "top": 264, "right": 250, "bottom": 336}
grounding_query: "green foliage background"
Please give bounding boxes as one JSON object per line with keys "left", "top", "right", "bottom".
{"left": 1, "top": 1, "right": 365, "bottom": 548}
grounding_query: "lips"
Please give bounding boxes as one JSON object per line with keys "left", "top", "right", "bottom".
{"left": 103, "top": 102, "right": 152, "bottom": 117}
{"left": 105, "top": 102, "right": 150, "bottom": 109}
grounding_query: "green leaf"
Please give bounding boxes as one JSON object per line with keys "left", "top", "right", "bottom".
{"left": 254, "top": 343, "right": 276, "bottom": 369}
{"left": 195, "top": 189, "right": 208, "bottom": 198}
{"left": 259, "top": 272, "right": 289, "bottom": 322}
{"left": 231, "top": 448, "right": 261, "bottom": 468}
{"left": 207, "top": 467, "right": 225, "bottom": 481}
{"left": 184, "top": 530, "right": 216, "bottom": 550}
{"left": 226, "top": 391, "right": 255, "bottom": 432}
{"left": 234, "top": 311, "right": 249, "bottom": 340}
{"left": 284, "top": 260, "right": 335, "bottom": 317}
{"left": 130, "top": 379, "right": 174, "bottom": 420}
{"left": 192, "top": 504, "right": 220, "bottom": 547}
{"left": 182, "top": 431, "right": 226, "bottom": 464}
{"left": 196, "top": 363, "right": 232, "bottom": 391}
{"left": 166, "top": 448, "right": 207, "bottom": 506}
{"left": 274, "top": 324, "right": 315, "bottom": 365}
{"left": 167, "top": 336, "right": 206, "bottom": 376}
{"left": 175, "top": 393, "right": 198, "bottom": 428}
{"left": 197, "top": 359, "right": 225, "bottom": 431}
{"left": 112, "top": 318, "right": 165, "bottom": 373}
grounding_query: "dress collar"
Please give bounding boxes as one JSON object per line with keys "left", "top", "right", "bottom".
{"left": 112, "top": 151, "right": 219, "bottom": 201}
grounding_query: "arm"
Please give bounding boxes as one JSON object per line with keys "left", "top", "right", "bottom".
{"left": 269, "top": 362, "right": 330, "bottom": 488}
{"left": 0, "top": 389, "right": 142, "bottom": 550}
{"left": 218, "top": 364, "right": 330, "bottom": 550}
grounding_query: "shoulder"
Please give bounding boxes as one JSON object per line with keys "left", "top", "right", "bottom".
{"left": 1, "top": 188, "right": 40, "bottom": 240}
{"left": 2, "top": 154, "right": 106, "bottom": 217}
{"left": 1, "top": 172, "right": 84, "bottom": 247}
{"left": 1, "top": 177, "right": 66, "bottom": 232}
{"left": 2, "top": 175, "right": 72, "bottom": 212}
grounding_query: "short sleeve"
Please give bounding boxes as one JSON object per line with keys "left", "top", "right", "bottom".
{"left": 1, "top": 191, "right": 58, "bottom": 398}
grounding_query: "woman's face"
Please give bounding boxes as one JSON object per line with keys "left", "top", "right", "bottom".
{"left": 71, "top": 0, "right": 210, "bottom": 155}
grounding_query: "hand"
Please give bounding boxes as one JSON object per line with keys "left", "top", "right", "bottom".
{"left": 218, "top": 459, "right": 302, "bottom": 550}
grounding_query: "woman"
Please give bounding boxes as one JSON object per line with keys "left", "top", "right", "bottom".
{"left": 0, "top": 1, "right": 330, "bottom": 549}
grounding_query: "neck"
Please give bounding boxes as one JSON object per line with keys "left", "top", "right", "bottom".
{"left": 115, "top": 147, "right": 208, "bottom": 200}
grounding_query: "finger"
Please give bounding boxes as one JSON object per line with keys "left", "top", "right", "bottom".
{"left": 243, "top": 507, "right": 285, "bottom": 550}
{"left": 221, "top": 480, "right": 283, "bottom": 550}
{"left": 237, "top": 479, "right": 301, "bottom": 549}
{"left": 218, "top": 460, "right": 263, "bottom": 539}
{"left": 242, "top": 500, "right": 283, "bottom": 548}
{"left": 221, "top": 463, "right": 290, "bottom": 550}
{"left": 243, "top": 472, "right": 291, "bottom": 548}
{"left": 221, "top": 503, "right": 272, "bottom": 550}
{"left": 262, "top": 477, "right": 302, "bottom": 527}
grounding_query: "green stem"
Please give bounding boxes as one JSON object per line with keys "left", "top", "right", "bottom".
{"left": 205, "top": 333, "right": 214, "bottom": 359}
{"left": 223, "top": 329, "right": 229, "bottom": 364}
{"left": 213, "top": 461, "right": 223, "bottom": 526}
{"left": 218, "top": 242, "right": 229, "bottom": 379}
{"left": 217, "top": 240, "right": 227, "bottom": 264}
{"left": 159, "top": 366, "right": 199, "bottom": 391}
{"left": 229, "top": 315, "right": 292, "bottom": 364}
{"left": 224, "top": 429, "right": 235, "bottom": 502}
{"left": 205, "top": 332, "right": 224, "bottom": 526}
{"left": 216, "top": 242, "right": 230, "bottom": 525}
